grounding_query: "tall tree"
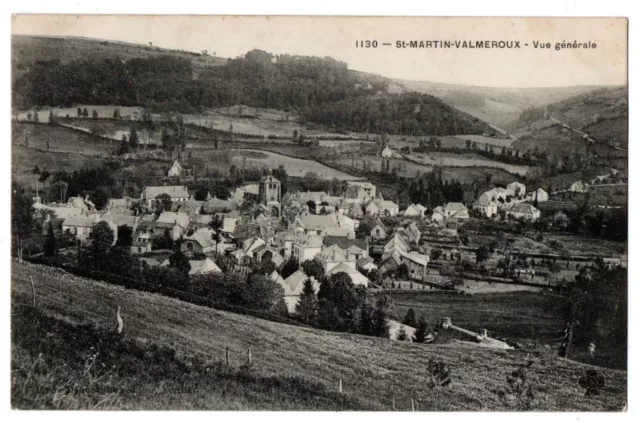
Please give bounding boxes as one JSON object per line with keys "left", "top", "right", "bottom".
{"left": 295, "top": 278, "right": 317, "bottom": 324}
{"left": 168, "top": 250, "right": 191, "bottom": 277}
{"left": 44, "top": 224, "right": 58, "bottom": 257}
{"left": 129, "top": 127, "right": 139, "bottom": 150}
{"left": 413, "top": 315, "right": 429, "bottom": 343}
{"left": 12, "top": 183, "right": 33, "bottom": 262}
{"left": 402, "top": 307, "right": 417, "bottom": 328}
{"left": 301, "top": 258, "right": 325, "bottom": 282}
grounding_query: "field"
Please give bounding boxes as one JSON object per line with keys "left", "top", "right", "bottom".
{"left": 191, "top": 148, "right": 361, "bottom": 180}
{"left": 12, "top": 123, "right": 114, "bottom": 155}
{"left": 11, "top": 261, "right": 626, "bottom": 410}
{"left": 334, "top": 155, "right": 520, "bottom": 184}
{"left": 408, "top": 151, "right": 530, "bottom": 176}
{"left": 12, "top": 146, "right": 104, "bottom": 190}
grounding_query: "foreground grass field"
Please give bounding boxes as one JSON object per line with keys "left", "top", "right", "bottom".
{"left": 11, "top": 261, "right": 625, "bottom": 410}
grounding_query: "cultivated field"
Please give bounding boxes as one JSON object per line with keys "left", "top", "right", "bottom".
{"left": 12, "top": 123, "right": 114, "bottom": 155}
{"left": 408, "top": 151, "right": 530, "bottom": 176}
{"left": 11, "top": 262, "right": 626, "bottom": 411}
{"left": 334, "top": 155, "right": 521, "bottom": 184}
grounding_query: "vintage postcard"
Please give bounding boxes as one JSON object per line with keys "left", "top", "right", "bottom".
{"left": 9, "top": 15, "right": 627, "bottom": 411}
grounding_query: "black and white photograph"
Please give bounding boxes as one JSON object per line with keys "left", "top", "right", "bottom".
{"left": 8, "top": 14, "right": 628, "bottom": 411}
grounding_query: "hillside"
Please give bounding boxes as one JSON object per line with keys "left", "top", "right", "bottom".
{"left": 507, "top": 87, "right": 628, "bottom": 157}
{"left": 394, "top": 79, "right": 618, "bottom": 128}
{"left": 11, "top": 261, "right": 626, "bottom": 411}
{"left": 12, "top": 35, "right": 492, "bottom": 137}
{"left": 11, "top": 35, "right": 227, "bottom": 81}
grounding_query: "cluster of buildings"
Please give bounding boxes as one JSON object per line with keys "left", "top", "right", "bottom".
{"left": 472, "top": 182, "right": 545, "bottom": 221}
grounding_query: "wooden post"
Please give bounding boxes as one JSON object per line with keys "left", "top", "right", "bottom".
{"left": 29, "top": 277, "right": 36, "bottom": 308}
{"left": 338, "top": 379, "right": 343, "bottom": 394}
{"left": 392, "top": 397, "right": 395, "bottom": 410}
{"left": 226, "top": 346, "right": 230, "bottom": 366}
{"left": 247, "top": 348, "right": 252, "bottom": 365}
{"left": 411, "top": 398, "right": 415, "bottom": 411}
{"left": 415, "top": 400, "right": 419, "bottom": 411}
{"left": 115, "top": 306, "right": 124, "bottom": 334}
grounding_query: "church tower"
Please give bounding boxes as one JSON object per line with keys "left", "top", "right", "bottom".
{"left": 259, "top": 171, "right": 281, "bottom": 217}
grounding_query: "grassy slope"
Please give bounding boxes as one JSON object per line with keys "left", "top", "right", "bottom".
{"left": 11, "top": 261, "right": 626, "bottom": 411}
{"left": 11, "top": 35, "right": 227, "bottom": 81}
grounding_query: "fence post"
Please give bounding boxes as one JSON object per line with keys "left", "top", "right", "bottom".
{"left": 411, "top": 398, "right": 415, "bottom": 411}
{"left": 392, "top": 397, "right": 395, "bottom": 410}
{"left": 115, "top": 306, "right": 124, "bottom": 334}
{"left": 247, "top": 347, "right": 252, "bottom": 365}
{"left": 226, "top": 346, "right": 230, "bottom": 366}
{"left": 30, "top": 276, "right": 36, "bottom": 308}
{"left": 338, "top": 379, "right": 343, "bottom": 394}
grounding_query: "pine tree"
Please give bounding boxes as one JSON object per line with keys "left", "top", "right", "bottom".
{"left": 129, "top": 127, "right": 139, "bottom": 150}
{"left": 48, "top": 109, "right": 56, "bottom": 125}
{"left": 33, "top": 111, "right": 39, "bottom": 123}
{"left": 397, "top": 325, "right": 408, "bottom": 341}
{"left": 413, "top": 316, "right": 429, "bottom": 343}
{"left": 295, "top": 278, "right": 317, "bottom": 324}
{"left": 402, "top": 308, "right": 417, "bottom": 327}
{"left": 44, "top": 223, "right": 58, "bottom": 257}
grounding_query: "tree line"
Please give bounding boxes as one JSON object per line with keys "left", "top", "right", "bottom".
{"left": 14, "top": 50, "right": 491, "bottom": 136}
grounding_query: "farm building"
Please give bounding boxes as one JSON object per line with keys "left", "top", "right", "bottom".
{"left": 345, "top": 181, "right": 377, "bottom": 200}
{"left": 62, "top": 214, "right": 118, "bottom": 244}
{"left": 401, "top": 251, "right": 429, "bottom": 281}
{"left": 290, "top": 234, "right": 324, "bottom": 261}
{"left": 131, "top": 230, "right": 153, "bottom": 255}
{"left": 381, "top": 144, "right": 394, "bottom": 158}
{"left": 444, "top": 202, "right": 470, "bottom": 219}
{"left": 431, "top": 206, "right": 446, "bottom": 222}
{"left": 357, "top": 257, "right": 378, "bottom": 273}
{"left": 167, "top": 160, "right": 183, "bottom": 178}
{"left": 507, "top": 182, "right": 527, "bottom": 198}
{"left": 370, "top": 223, "right": 388, "bottom": 241}
{"left": 530, "top": 188, "right": 549, "bottom": 202}
{"left": 317, "top": 244, "right": 356, "bottom": 273}
{"left": 506, "top": 203, "right": 541, "bottom": 221}
{"left": 326, "top": 262, "right": 369, "bottom": 287}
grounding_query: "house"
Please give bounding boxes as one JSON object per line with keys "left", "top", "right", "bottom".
{"left": 569, "top": 181, "right": 589, "bottom": 193}
{"left": 345, "top": 181, "right": 376, "bottom": 200}
{"left": 381, "top": 144, "right": 394, "bottom": 158}
{"left": 105, "top": 213, "right": 142, "bottom": 233}
{"left": 404, "top": 203, "right": 427, "bottom": 217}
{"left": 278, "top": 270, "right": 320, "bottom": 313}
{"left": 370, "top": 223, "right": 388, "bottom": 241}
{"left": 379, "top": 200, "right": 400, "bottom": 217}
{"left": 401, "top": 251, "right": 429, "bottom": 281}
{"left": 61, "top": 214, "right": 118, "bottom": 244}
{"left": 398, "top": 222, "right": 421, "bottom": 245}
{"left": 507, "top": 182, "right": 526, "bottom": 198}
{"left": 356, "top": 257, "right": 378, "bottom": 273}
{"left": 326, "top": 262, "right": 369, "bottom": 287}
{"left": 160, "top": 258, "right": 222, "bottom": 275}
{"left": 530, "top": 188, "right": 549, "bottom": 203}
{"left": 474, "top": 192, "right": 498, "bottom": 218}
{"left": 316, "top": 245, "right": 357, "bottom": 273}
{"left": 156, "top": 212, "right": 190, "bottom": 239}
{"left": 181, "top": 228, "right": 216, "bottom": 254}
{"left": 172, "top": 197, "right": 204, "bottom": 216}
{"left": 431, "top": 206, "right": 446, "bottom": 222}
{"left": 506, "top": 203, "right": 541, "bottom": 221}
{"left": 347, "top": 202, "right": 364, "bottom": 218}
{"left": 290, "top": 234, "right": 324, "bottom": 261}
{"left": 294, "top": 212, "right": 356, "bottom": 238}
{"left": 384, "top": 232, "right": 410, "bottom": 254}
{"left": 444, "top": 202, "right": 469, "bottom": 219}
{"left": 141, "top": 185, "right": 190, "bottom": 207}
{"left": 221, "top": 217, "right": 240, "bottom": 234}
{"left": 131, "top": 230, "right": 153, "bottom": 254}
{"left": 323, "top": 236, "right": 369, "bottom": 259}
{"left": 42, "top": 217, "right": 65, "bottom": 235}
{"left": 167, "top": 160, "right": 183, "bottom": 178}
{"left": 365, "top": 200, "right": 380, "bottom": 216}
{"left": 379, "top": 249, "right": 404, "bottom": 274}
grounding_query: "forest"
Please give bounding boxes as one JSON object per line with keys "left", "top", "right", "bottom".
{"left": 13, "top": 50, "right": 490, "bottom": 136}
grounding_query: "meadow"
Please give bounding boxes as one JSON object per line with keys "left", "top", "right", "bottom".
{"left": 11, "top": 261, "right": 627, "bottom": 411}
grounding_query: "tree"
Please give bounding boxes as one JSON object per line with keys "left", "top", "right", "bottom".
{"left": 168, "top": 250, "right": 191, "bottom": 277}
{"left": 397, "top": 325, "right": 409, "bottom": 341}
{"left": 413, "top": 315, "right": 429, "bottom": 343}
{"left": 208, "top": 215, "right": 224, "bottom": 253}
{"left": 243, "top": 273, "right": 285, "bottom": 311}
{"left": 33, "top": 111, "right": 39, "bottom": 123}
{"left": 402, "top": 307, "right": 417, "bottom": 327}
{"left": 280, "top": 256, "right": 299, "bottom": 279}
{"left": 154, "top": 193, "right": 172, "bottom": 214}
{"left": 12, "top": 182, "right": 33, "bottom": 262}
{"left": 301, "top": 258, "right": 324, "bottom": 282}
{"left": 113, "top": 108, "right": 121, "bottom": 119}
{"left": 396, "top": 263, "right": 410, "bottom": 280}
{"left": 77, "top": 107, "right": 82, "bottom": 118}
{"left": 80, "top": 221, "right": 115, "bottom": 270}
{"left": 293, "top": 129, "right": 298, "bottom": 141}
{"left": 372, "top": 295, "right": 392, "bottom": 338}
{"left": 90, "top": 186, "right": 110, "bottom": 210}
{"left": 92, "top": 110, "right": 98, "bottom": 119}
{"left": 82, "top": 108, "right": 89, "bottom": 118}
{"left": 43, "top": 220, "right": 58, "bottom": 257}
{"left": 295, "top": 278, "right": 318, "bottom": 324}
{"left": 129, "top": 127, "right": 139, "bottom": 150}
{"left": 48, "top": 109, "right": 56, "bottom": 125}
{"left": 116, "top": 225, "right": 134, "bottom": 248}
{"left": 476, "top": 245, "right": 490, "bottom": 264}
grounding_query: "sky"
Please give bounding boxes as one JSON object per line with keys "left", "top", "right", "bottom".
{"left": 12, "top": 15, "right": 628, "bottom": 88}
